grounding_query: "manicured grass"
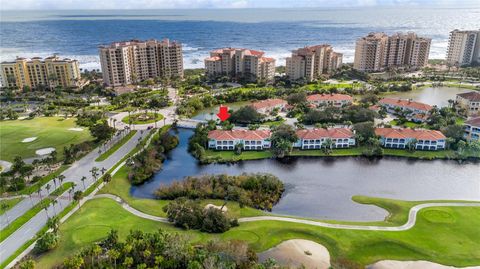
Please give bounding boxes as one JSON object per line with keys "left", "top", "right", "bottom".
{"left": 121, "top": 112, "right": 164, "bottom": 125}
{"left": 35, "top": 197, "right": 480, "bottom": 268}
{"left": 0, "top": 117, "right": 92, "bottom": 162}
{"left": 0, "top": 198, "right": 53, "bottom": 242}
{"left": 389, "top": 119, "right": 423, "bottom": 128}
{"left": 0, "top": 198, "right": 23, "bottom": 214}
{"left": 50, "top": 182, "right": 74, "bottom": 197}
{"left": 203, "top": 150, "right": 273, "bottom": 163}
{"left": 95, "top": 130, "right": 137, "bottom": 161}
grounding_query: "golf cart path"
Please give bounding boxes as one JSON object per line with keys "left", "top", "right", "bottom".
{"left": 92, "top": 194, "right": 480, "bottom": 231}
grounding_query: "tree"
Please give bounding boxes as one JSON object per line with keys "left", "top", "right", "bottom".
{"left": 201, "top": 207, "right": 231, "bottom": 233}
{"left": 19, "top": 258, "right": 35, "bottom": 269}
{"left": 1, "top": 203, "right": 10, "bottom": 225}
{"left": 270, "top": 124, "right": 298, "bottom": 158}
{"left": 353, "top": 121, "right": 375, "bottom": 145}
{"left": 47, "top": 216, "right": 60, "bottom": 233}
{"left": 73, "top": 191, "right": 83, "bottom": 208}
{"left": 286, "top": 92, "right": 307, "bottom": 105}
{"left": 322, "top": 138, "right": 333, "bottom": 155}
{"left": 45, "top": 183, "right": 51, "bottom": 194}
{"left": 406, "top": 138, "right": 418, "bottom": 152}
{"left": 89, "top": 121, "right": 115, "bottom": 142}
{"left": 63, "top": 254, "right": 84, "bottom": 269}
{"left": 80, "top": 176, "right": 86, "bottom": 189}
{"left": 34, "top": 231, "right": 58, "bottom": 253}
{"left": 229, "top": 106, "right": 263, "bottom": 124}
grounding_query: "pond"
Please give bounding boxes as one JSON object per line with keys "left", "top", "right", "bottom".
{"left": 383, "top": 86, "right": 472, "bottom": 107}
{"left": 130, "top": 129, "right": 480, "bottom": 222}
{"left": 191, "top": 101, "right": 251, "bottom": 121}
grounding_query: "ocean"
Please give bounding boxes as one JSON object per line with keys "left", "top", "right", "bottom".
{"left": 1, "top": 7, "right": 479, "bottom": 70}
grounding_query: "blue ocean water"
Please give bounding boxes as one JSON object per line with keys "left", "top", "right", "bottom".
{"left": 1, "top": 7, "right": 479, "bottom": 69}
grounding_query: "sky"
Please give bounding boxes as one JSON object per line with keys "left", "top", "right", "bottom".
{"left": 0, "top": 0, "right": 479, "bottom": 10}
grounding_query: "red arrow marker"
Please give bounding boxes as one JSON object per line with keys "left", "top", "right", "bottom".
{"left": 216, "top": 105, "right": 230, "bottom": 122}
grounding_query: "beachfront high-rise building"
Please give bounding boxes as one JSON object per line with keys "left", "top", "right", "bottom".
{"left": 0, "top": 55, "right": 81, "bottom": 89}
{"left": 354, "top": 32, "right": 431, "bottom": 72}
{"left": 99, "top": 39, "right": 183, "bottom": 87}
{"left": 285, "top": 44, "right": 343, "bottom": 81}
{"left": 446, "top": 29, "right": 480, "bottom": 66}
{"left": 204, "top": 48, "right": 275, "bottom": 82}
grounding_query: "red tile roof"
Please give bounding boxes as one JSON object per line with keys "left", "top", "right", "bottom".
{"left": 260, "top": 57, "right": 275, "bottom": 63}
{"left": 250, "top": 98, "right": 287, "bottom": 111}
{"left": 379, "top": 98, "right": 433, "bottom": 112}
{"left": 205, "top": 56, "right": 221, "bottom": 61}
{"left": 465, "top": 117, "right": 480, "bottom": 127}
{"left": 307, "top": 94, "right": 353, "bottom": 102}
{"left": 457, "top": 92, "right": 480, "bottom": 102}
{"left": 296, "top": 128, "right": 354, "bottom": 139}
{"left": 375, "top": 128, "right": 446, "bottom": 141}
{"left": 208, "top": 130, "right": 271, "bottom": 141}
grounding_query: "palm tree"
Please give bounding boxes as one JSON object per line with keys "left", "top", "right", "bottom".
{"left": 80, "top": 176, "right": 87, "bottom": 189}
{"left": 68, "top": 187, "right": 73, "bottom": 201}
{"left": 37, "top": 189, "right": 42, "bottom": 199}
{"left": 0, "top": 203, "right": 10, "bottom": 225}
{"left": 45, "top": 183, "right": 51, "bottom": 195}
{"left": 100, "top": 167, "right": 107, "bottom": 175}
{"left": 58, "top": 174, "right": 65, "bottom": 186}
{"left": 51, "top": 199, "right": 58, "bottom": 215}
{"left": 53, "top": 177, "right": 57, "bottom": 189}
{"left": 43, "top": 206, "right": 50, "bottom": 218}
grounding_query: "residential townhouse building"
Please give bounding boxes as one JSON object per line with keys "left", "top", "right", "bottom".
{"left": 0, "top": 55, "right": 81, "bottom": 89}
{"left": 456, "top": 92, "right": 480, "bottom": 116}
{"left": 294, "top": 128, "right": 356, "bottom": 149}
{"left": 99, "top": 39, "right": 183, "bottom": 87}
{"left": 446, "top": 29, "right": 480, "bottom": 66}
{"left": 464, "top": 117, "right": 480, "bottom": 141}
{"left": 307, "top": 94, "right": 353, "bottom": 108}
{"left": 375, "top": 128, "right": 446, "bottom": 150}
{"left": 250, "top": 98, "right": 288, "bottom": 114}
{"left": 204, "top": 48, "right": 275, "bottom": 82}
{"left": 285, "top": 44, "right": 343, "bottom": 81}
{"left": 354, "top": 32, "right": 431, "bottom": 72}
{"left": 378, "top": 98, "right": 433, "bottom": 121}
{"left": 207, "top": 129, "right": 272, "bottom": 150}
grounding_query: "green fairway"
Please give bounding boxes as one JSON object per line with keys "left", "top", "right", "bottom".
{"left": 0, "top": 117, "right": 92, "bottom": 162}
{"left": 35, "top": 197, "right": 480, "bottom": 268}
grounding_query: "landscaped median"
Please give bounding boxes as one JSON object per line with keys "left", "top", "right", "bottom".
{"left": 121, "top": 112, "right": 164, "bottom": 125}
{"left": 95, "top": 130, "right": 137, "bottom": 161}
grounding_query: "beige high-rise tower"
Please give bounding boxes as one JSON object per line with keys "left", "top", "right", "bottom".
{"left": 99, "top": 39, "right": 183, "bottom": 87}
{"left": 446, "top": 29, "right": 480, "bottom": 66}
{"left": 354, "top": 32, "right": 431, "bottom": 72}
{"left": 204, "top": 48, "right": 275, "bottom": 82}
{"left": 0, "top": 55, "right": 81, "bottom": 89}
{"left": 285, "top": 45, "right": 343, "bottom": 81}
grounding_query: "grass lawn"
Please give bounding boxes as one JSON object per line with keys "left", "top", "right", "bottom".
{"left": 95, "top": 130, "right": 137, "bottom": 161}
{"left": 35, "top": 197, "right": 480, "bottom": 268}
{"left": 203, "top": 150, "right": 273, "bottom": 163}
{"left": 0, "top": 198, "right": 23, "bottom": 214}
{"left": 121, "top": 112, "right": 164, "bottom": 125}
{"left": 0, "top": 117, "right": 92, "bottom": 162}
{"left": 389, "top": 119, "right": 423, "bottom": 128}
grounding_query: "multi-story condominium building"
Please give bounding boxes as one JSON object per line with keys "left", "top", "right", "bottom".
{"left": 375, "top": 128, "right": 446, "bottom": 150}
{"left": 307, "top": 94, "right": 353, "bottom": 108}
{"left": 0, "top": 55, "right": 81, "bottom": 89}
{"left": 354, "top": 32, "right": 431, "bottom": 72}
{"left": 379, "top": 98, "right": 433, "bottom": 116}
{"left": 207, "top": 129, "right": 271, "bottom": 150}
{"left": 250, "top": 98, "right": 288, "bottom": 114}
{"left": 285, "top": 44, "right": 343, "bottom": 81}
{"left": 99, "top": 39, "right": 183, "bottom": 87}
{"left": 204, "top": 48, "right": 275, "bottom": 82}
{"left": 464, "top": 117, "right": 480, "bottom": 141}
{"left": 456, "top": 92, "right": 480, "bottom": 116}
{"left": 446, "top": 29, "right": 480, "bottom": 66}
{"left": 293, "top": 128, "right": 356, "bottom": 149}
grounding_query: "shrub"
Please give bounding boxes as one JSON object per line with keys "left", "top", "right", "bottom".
{"left": 34, "top": 232, "right": 59, "bottom": 254}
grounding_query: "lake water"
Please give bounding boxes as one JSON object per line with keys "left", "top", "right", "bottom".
{"left": 1, "top": 7, "right": 480, "bottom": 69}
{"left": 383, "top": 87, "right": 472, "bottom": 107}
{"left": 191, "top": 101, "right": 251, "bottom": 121}
{"left": 131, "top": 128, "right": 480, "bottom": 222}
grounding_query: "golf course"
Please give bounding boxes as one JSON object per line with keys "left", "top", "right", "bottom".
{"left": 0, "top": 117, "right": 92, "bottom": 162}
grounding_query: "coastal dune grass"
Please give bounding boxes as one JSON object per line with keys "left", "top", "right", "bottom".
{"left": 35, "top": 197, "right": 480, "bottom": 268}
{"left": 0, "top": 117, "right": 92, "bottom": 162}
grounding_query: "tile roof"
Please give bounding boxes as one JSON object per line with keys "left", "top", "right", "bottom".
{"left": 296, "top": 128, "right": 354, "bottom": 139}
{"left": 465, "top": 117, "right": 480, "bottom": 127}
{"left": 205, "top": 56, "right": 221, "bottom": 61}
{"left": 379, "top": 98, "right": 433, "bottom": 112}
{"left": 208, "top": 130, "right": 271, "bottom": 141}
{"left": 457, "top": 92, "right": 480, "bottom": 102}
{"left": 250, "top": 99, "right": 287, "bottom": 111}
{"left": 307, "top": 94, "right": 353, "bottom": 102}
{"left": 375, "top": 128, "right": 446, "bottom": 141}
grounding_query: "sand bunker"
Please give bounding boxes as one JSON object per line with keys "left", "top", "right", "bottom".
{"left": 367, "top": 260, "right": 480, "bottom": 269}
{"left": 69, "top": 128, "right": 84, "bottom": 131}
{"left": 258, "top": 239, "right": 330, "bottom": 269}
{"left": 204, "top": 204, "right": 228, "bottom": 212}
{"left": 36, "top": 147, "right": 55, "bottom": 156}
{"left": 22, "top": 137, "right": 37, "bottom": 143}
{"left": 0, "top": 160, "right": 13, "bottom": 173}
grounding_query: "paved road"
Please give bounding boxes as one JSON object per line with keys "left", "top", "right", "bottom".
{"left": 0, "top": 130, "right": 150, "bottom": 264}
{"left": 90, "top": 194, "right": 480, "bottom": 232}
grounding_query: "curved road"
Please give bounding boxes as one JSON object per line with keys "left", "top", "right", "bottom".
{"left": 92, "top": 194, "right": 480, "bottom": 231}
